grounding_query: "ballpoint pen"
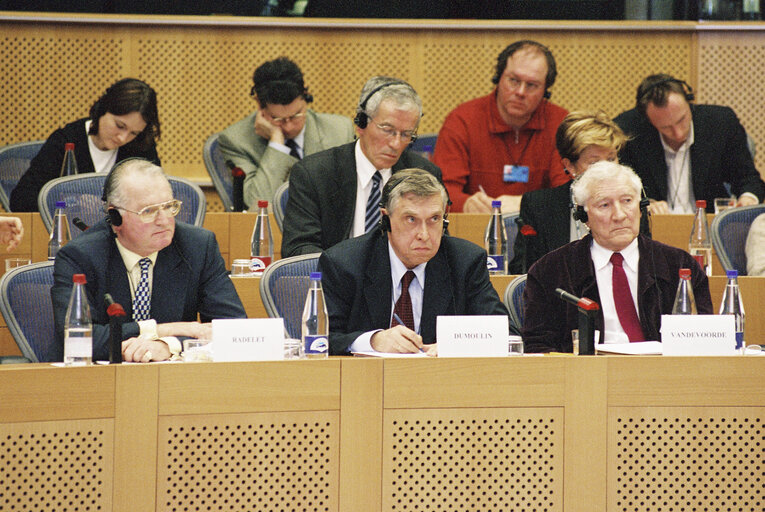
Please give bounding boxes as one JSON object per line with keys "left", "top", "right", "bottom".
{"left": 392, "top": 312, "right": 426, "bottom": 353}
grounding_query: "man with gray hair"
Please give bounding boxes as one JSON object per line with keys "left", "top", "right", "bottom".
{"left": 281, "top": 76, "right": 441, "bottom": 257}
{"left": 318, "top": 168, "right": 508, "bottom": 355}
{"left": 522, "top": 160, "right": 712, "bottom": 353}
{"left": 51, "top": 158, "right": 245, "bottom": 363}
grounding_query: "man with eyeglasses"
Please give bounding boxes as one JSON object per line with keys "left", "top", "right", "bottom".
{"left": 51, "top": 159, "right": 246, "bottom": 363}
{"left": 218, "top": 57, "right": 355, "bottom": 209}
{"left": 434, "top": 40, "right": 569, "bottom": 213}
{"left": 281, "top": 76, "right": 442, "bottom": 257}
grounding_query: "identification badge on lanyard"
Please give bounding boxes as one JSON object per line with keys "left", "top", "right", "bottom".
{"left": 503, "top": 164, "right": 529, "bottom": 183}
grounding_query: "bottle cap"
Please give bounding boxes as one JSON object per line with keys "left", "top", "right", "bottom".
{"left": 696, "top": 199, "right": 706, "bottom": 208}
{"left": 491, "top": 200, "right": 502, "bottom": 208}
{"left": 64, "top": 142, "right": 75, "bottom": 151}
{"left": 310, "top": 272, "right": 321, "bottom": 280}
{"left": 726, "top": 269, "right": 738, "bottom": 279}
{"left": 678, "top": 268, "right": 691, "bottom": 279}
{"left": 258, "top": 200, "right": 269, "bottom": 208}
{"left": 72, "top": 273, "right": 87, "bottom": 284}
{"left": 55, "top": 200, "right": 66, "bottom": 208}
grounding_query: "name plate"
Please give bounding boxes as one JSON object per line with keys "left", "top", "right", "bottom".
{"left": 661, "top": 314, "right": 736, "bottom": 355}
{"left": 212, "top": 318, "right": 285, "bottom": 361}
{"left": 437, "top": 315, "right": 508, "bottom": 358}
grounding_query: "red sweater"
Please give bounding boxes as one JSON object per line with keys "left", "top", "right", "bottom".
{"left": 434, "top": 90, "right": 569, "bottom": 211}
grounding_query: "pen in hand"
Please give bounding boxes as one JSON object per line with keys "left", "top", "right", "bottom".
{"left": 392, "top": 312, "right": 425, "bottom": 353}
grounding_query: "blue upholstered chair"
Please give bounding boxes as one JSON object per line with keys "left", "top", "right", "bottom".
{"left": 202, "top": 133, "right": 236, "bottom": 212}
{"left": 273, "top": 182, "right": 289, "bottom": 233}
{"left": 710, "top": 204, "right": 765, "bottom": 274}
{"left": 503, "top": 274, "right": 527, "bottom": 334}
{"left": 259, "top": 253, "right": 320, "bottom": 339}
{"left": 0, "top": 261, "right": 57, "bottom": 363}
{"left": 0, "top": 140, "right": 44, "bottom": 212}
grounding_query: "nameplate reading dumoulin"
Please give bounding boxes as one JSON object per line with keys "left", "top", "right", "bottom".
{"left": 437, "top": 315, "right": 509, "bottom": 358}
{"left": 212, "top": 318, "right": 285, "bottom": 361}
{"left": 661, "top": 314, "right": 736, "bottom": 356}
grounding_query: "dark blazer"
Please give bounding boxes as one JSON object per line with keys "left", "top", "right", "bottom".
{"left": 51, "top": 220, "right": 246, "bottom": 362}
{"left": 318, "top": 229, "right": 509, "bottom": 355}
{"left": 614, "top": 105, "right": 765, "bottom": 211}
{"left": 509, "top": 181, "right": 653, "bottom": 274}
{"left": 10, "top": 118, "right": 161, "bottom": 212}
{"left": 522, "top": 234, "right": 713, "bottom": 353}
{"left": 281, "top": 141, "right": 442, "bottom": 257}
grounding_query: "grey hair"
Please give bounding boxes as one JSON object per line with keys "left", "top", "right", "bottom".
{"left": 106, "top": 158, "right": 169, "bottom": 207}
{"left": 384, "top": 168, "right": 448, "bottom": 215}
{"left": 357, "top": 76, "right": 423, "bottom": 123}
{"left": 571, "top": 160, "right": 642, "bottom": 208}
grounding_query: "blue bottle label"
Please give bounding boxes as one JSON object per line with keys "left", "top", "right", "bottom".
{"left": 487, "top": 255, "right": 504, "bottom": 272}
{"left": 304, "top": 335, "right": 328, "bottom": 355}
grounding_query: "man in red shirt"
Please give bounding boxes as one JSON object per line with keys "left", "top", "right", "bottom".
{"left": 434, "top": 40, "right": 569, "bottom": 212}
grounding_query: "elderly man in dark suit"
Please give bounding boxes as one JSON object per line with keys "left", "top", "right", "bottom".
{"left": 51, "top": 159, "right": 245, "bottom": 362}
{"left": 318, "top": 168, "right": 509, "bottom": 355}
{"left": 614, "top": 74, "right": 764, "bottom": 214}
{"left": 522, "top": 161, "right": 712, "bottom": 353}
{"left": 281, "top": 76, "right": 441, "bottom": 257}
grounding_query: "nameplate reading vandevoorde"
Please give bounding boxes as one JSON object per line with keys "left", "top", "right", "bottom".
{"left": 436, "top": 315, "right": 508, "bottom": 357}
{"left": 661, "top": 315, "right": 736, "bottom": 356}
{"left": 212, "top": 318, "right": 285, "bottom": 361}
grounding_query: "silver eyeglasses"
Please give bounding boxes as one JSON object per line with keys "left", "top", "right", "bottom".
{"left": 115, "top": 199, "right": 182, "bottom": 223}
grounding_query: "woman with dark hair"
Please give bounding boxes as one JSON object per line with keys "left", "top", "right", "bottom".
{"left": 10, "top": 78, "right": 161, "bottom": 212}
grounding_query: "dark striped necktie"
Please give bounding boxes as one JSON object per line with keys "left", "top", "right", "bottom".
{"left": 365, "top": 171, "right": 382, "bottom": 233}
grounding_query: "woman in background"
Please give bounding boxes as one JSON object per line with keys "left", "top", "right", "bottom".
{"left": 10, "top": 78, "right": 161, "bottom": 212}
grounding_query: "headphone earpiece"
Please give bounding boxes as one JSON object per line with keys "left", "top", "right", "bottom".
{"left": 572, "top": 204, "right": 588, "bottom": 223}
{"left": 107, "top": 207, "right": 123, "bottom": 227}
{"left": 354, "top": 111, "right": 369, "bottom": 129}
{"left": 380, "top": 213, "right": 391, "bottom": 232}
{"left": 354, "top": 80, "right": 406, "bottom": 129}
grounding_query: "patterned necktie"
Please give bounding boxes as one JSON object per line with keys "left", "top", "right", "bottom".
{"left": 365, "top": 171, "right": 382, "bottom": 233}
{"left": 610, "top": 252, "right": 645, "bottom": 342}
{"left": 391, "top": 271, "right": 416, "bottom": 331}
{"left": 132, "top": 258, "right": 152, "bottom": 321}
{"left": 285, "top": 139, "right": 301, "bottom": 160}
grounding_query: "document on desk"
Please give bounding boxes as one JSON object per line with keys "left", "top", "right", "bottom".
{"left": 352, "top": 351, "right": 429, "bottom": 358}
{"left": 595, "top": 341, "right": 662, "bottom": 355}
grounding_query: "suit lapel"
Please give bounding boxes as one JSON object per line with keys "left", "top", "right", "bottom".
{"left": 327, "top": 144, "right": 359, "bottom": 240}
{"left": 149, "top": 243, "right": 188, "bottom": 322}
{"left": 364, "top": 234, "right": 393, "bottom": 328}
{"left": 107, "top": 242, "right": 134, "bottom": 318}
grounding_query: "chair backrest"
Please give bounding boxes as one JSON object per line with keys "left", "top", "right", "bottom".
{"left": 273, "top": 182, "right": 289, "bottom": 232}
{"left": 203, "top": 133, "right": 234, "bottom": 212}
{"left": 482, "top": 212, "right": 520, "bottom": 264}
{"left": 38, "top": 173, "right": 206, "bottom": 235}
{"left": 0, "top": 261, "right": 57, "bottom": 362}
{"left": 410, "top": 133, "right": 437, "bottom": 160}
{"left": 0, "top": 140, "right": 45, "bottom": 212}
{"left": 710, "top": 204, "right": 765, "bottom": 274}
{"left": 259, "top": 253, "right": 320, "bottom": 339}
{"left": 503, "top": 274, "right": 527, "bottom": 333}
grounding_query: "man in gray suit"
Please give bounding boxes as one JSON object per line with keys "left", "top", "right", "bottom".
{"left": 218, "top": 57, "right": 355, "bottom": 208}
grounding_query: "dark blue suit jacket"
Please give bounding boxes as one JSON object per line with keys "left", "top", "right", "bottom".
{"left": 51, "top": 220, "right": 246, "bottom": 361}
{"left": 318, "top": 229, "right": 509, "bottom": 355}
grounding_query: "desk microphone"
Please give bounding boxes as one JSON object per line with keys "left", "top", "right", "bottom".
{"left": 104, "top": 293, "right": 126, "bottom": 364}
{"left": 554, "top": 288, "right": 599, "bottom": 355}
{"left": 225, "top": 160, "right": 246, "bottom": 212}
{"left": 72, "top": 217, "right": 89, "bottom": 231}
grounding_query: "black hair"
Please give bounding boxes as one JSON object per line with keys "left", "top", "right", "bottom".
{"left": 250, "top": 57, "right": 313, "bottom": 106}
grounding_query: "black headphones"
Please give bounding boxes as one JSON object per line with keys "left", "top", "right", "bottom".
{"left": 378, "top": 171, "right": 449, "bottom": 233}
{"left": 637, "top": 76, "right": 695, "bottom": 107}
{"left": 571, "top": 190, "right": 650, "bottom": 224}
{"left": 354, "top": 80, "right": 407, "bottom": 129}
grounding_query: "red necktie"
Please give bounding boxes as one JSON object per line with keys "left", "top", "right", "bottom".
{"left": 610, "top": 252, "right": 645, "bottom": 342}
{"left": 391, "top": 271, "right": 415, "bottom": 331}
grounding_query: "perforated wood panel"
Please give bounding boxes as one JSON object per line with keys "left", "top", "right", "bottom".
{"left": 609, "top": 407, "right": 764, "bottom": 511}
{"left": 383, "top": 408, "right": 563, "bottom": 511}
{"left": 157, "top": 411, "right": 339, "bottom": 511}
{"left": 0, "top": 418, "right": 114, "bottom": 511}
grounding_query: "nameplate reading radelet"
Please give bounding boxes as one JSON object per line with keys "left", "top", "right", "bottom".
{"left": 212, "top": 318, "right": 285, "bottom": 361}
{"left": 437, "top": 315, "right": 508, "bottom": 358}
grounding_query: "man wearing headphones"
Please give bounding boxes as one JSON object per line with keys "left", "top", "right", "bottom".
{"left": 51, "top": 159, "right": 245, "bottom": 362}
{"left": 615, "top": 74, "right": 764, "bottom": 213}
{"left": 281, "top": 76, "right": 441, "bottom": 257}
{"left": 433, "top": 40, "right": 569, "bottom": 213}
{"left": 318, "top": 169, "right": 508, "bottom": 355}
{"left": 218, "top": 57, "right": 355, "bottom": 209}
{"left": 522, "top": 161, "right": 712, "bottom": 353}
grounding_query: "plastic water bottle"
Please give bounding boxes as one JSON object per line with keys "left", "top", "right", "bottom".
{"left": 302, "top": 272, "right": 329, "bottom": 359}
{"left": 60, "top": 142, "right": 78, "bottom": 177}
{"left": 688, "top": 199, "right": 712, "bottom": 277}
{"left": 250, "top": 200, "right": 273, "bottom": 274}
{"left": 484, "top": 200, "right": 507, "bottom": 274}
{"left": 719, "top": 269, "right": 745, "bottom": 352}
{"left": 64, "top": 273, "right": 93, "bottom": 366}
{"left": 671, "top": 268, "right": 697, "bottom": 315}
{"left": 48, "top": 201, "right": 71, "bottom": 260}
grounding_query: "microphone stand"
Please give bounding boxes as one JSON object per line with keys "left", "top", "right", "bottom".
{"left": 555, "top": 288, "right": 600, "bottom": 355}
{"left": 105, "top": 294, "right": 127, "bottom": 364}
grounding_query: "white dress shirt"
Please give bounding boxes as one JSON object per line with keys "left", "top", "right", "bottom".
{"left": 351, "top": 140, "right": 392, "bottom": 238}
{"left": 591, "top": 237, "right": 640, "bottom": 344}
